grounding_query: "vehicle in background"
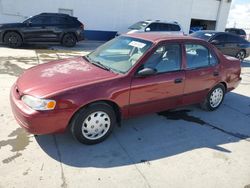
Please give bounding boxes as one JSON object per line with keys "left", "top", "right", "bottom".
{"left": 0, "top": 13, "right": 84, "bottom": 48}
{"left": 11, "top": 33, "right": 241, "bottom": 144}
{"left": 191, "top": 31, "right": 250, "bottom": 61}
{"left": 189, "top": 26, "right": 204, "bottom": 34}
{"left": 117, "top": 20, "right": 184, "bottom": 36}
{"left": 225, "top": 28, "right": 247, "bottom": 39}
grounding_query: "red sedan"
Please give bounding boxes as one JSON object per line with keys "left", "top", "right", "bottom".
{"left": 10, "top": 33, "right": 241, "bottom": 144}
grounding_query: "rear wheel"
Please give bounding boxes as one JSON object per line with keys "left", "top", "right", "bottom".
{"left": 236, "top": 50, "right": 246, "bottom": 62}
{"left": 70, "top": 103, "right": 116, "bottom": 145}
{"left": 4, "top": 32, "right": 23, "bottom": 48}
{"left": 200, "top": 84, "right": 225, "bottom": 111}
{"left": 62, "top": 33, "right": 77, "bottom": 47}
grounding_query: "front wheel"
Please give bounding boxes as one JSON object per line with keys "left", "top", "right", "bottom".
{"left": 200, "top": 84, "right": 225, "bottom": 111}
{"left": 236, "top": 50, "right": 246, "bottom": 62}
{"left": 4, "top": 32, "right": 23, "bottom": 48}
{"left": 70, "top": 103, "right": 116, "bottom": 145}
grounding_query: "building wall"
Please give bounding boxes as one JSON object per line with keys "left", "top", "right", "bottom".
{"left": 0, "top": 0, "right": 231, "bottom": 38}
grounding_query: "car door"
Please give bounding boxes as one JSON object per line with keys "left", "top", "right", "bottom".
{"left": 49, "top": 17, "right": 68, "bottom": 41}
{"left": 23, "top": 16, "right": 56, "bottom": 42}
{"left": 183, "top": 43, "right": 221, "bottom": 105}
{"left": 225, "top": 34, "right": 242, "bottom": 56}
{"left": 129, "top": 43, "right": 185, "bottom": 117}
{"left": 210, "top": 34, "right": 228, "bottom": 55}
{"left": 22, "top": 16, "right": 46, "bottom": 42}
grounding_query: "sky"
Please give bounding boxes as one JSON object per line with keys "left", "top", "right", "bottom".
{"left": 227, "top": 0, "right": 250, "bottom": 29}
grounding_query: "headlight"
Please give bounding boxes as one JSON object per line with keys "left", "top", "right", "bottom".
{"left": 21, "top": 95, "right": 56, "bottom": 111}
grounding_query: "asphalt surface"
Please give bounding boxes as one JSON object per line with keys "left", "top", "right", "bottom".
{"left": 0, "top": 41, "right": 250, "bottom": 188}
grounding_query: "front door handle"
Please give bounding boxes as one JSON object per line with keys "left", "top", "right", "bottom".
{"left": 174, "top": 78, "right": 183, "bottom": 84}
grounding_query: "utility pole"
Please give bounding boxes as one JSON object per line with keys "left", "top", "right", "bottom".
{"left": 234, "top": 21, "right": 237, "bottom": 28}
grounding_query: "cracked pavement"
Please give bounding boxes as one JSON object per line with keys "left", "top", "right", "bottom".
{"left": 0, "top": 42, "right": 250, "bottom": 188}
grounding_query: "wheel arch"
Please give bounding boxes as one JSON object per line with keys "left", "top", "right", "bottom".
{"left": 220, "top": 81, "right": 227, "bottom": 92}
{"left": 68, "top": 99, "right": 122, "bottom": 131}
{"left": 61, "top": 32, "right": 78, "bottom": 42}
{"left": 3, "top": 30, "right": 24, "bottom": 42}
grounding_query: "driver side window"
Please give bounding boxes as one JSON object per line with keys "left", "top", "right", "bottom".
{"left": 31, "top": 16, "right": 47, "bottom": 25}
{"left": 143, "top": 44, "right": 181, "bottom": 73}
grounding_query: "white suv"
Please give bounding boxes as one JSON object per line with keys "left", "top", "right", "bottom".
{"left": 118, "top": 20, "right": 184, "bottom": 36}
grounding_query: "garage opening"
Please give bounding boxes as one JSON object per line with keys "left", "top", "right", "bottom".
{"left": 190, "top": 19, "right": 216, "bottom": 34}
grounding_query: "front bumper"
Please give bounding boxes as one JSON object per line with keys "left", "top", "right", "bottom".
{"left": 10, "top": 84, "right": 72, "bottom": 135}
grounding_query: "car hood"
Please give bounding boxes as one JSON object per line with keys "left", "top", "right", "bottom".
{"left": 16, "top": 57, "right": 118, "bottom": 98}
{"left": 0, "top": 23, "right": 26, "bottom": 28}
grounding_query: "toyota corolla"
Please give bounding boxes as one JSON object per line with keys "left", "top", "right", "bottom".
{"left": 10, "top": 33, "right": 241, "bottom": 144}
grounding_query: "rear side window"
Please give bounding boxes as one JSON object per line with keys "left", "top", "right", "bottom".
{"left": 228, "top": 29, "right": 237, "bottom": 34}
{"left": 169, "top": 24, "right": 181, "bottom": 31}
{"left": 147, "top": 23, "right": 181, "bottom": 32}
{"left": 158, "top": 23, "right": 169, "bottom": 31}
{"left": 213, "top": 34, "right": 227, "bottom": 42}
{"left": 185, "top": 44, "right": 217, "bottom": 69}
{"left": 50, "top": 17, "right": 68, "bottom": 24}
{"left": 239, "top": 29, "right": 246, "bottom": 35}
{"left": 226, "top": 29, "right": 246, "bottom": 35}
{"left": 227, "top": 35, "right": 241, "bottom": 43}
{"left": 147, "top": 23, "right": 159, "bottom": 31}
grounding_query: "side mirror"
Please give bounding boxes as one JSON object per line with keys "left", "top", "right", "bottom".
{"left": 145, "top": 27, "right": 151, "bottom": 32}
{"left": 26, "top": 20, "right": 32, "bottom": 26}
{"left": 137, "top": 67, "right": 156, "bottom": 77}
{"left": 211, "top": 40, "right": 220, "bottom": 45}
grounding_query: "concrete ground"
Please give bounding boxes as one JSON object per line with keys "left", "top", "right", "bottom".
{"left": 0, "top": 41, "right": 250, "bottom": 188}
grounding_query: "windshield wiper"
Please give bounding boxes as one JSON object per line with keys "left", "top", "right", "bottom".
{"left": 92, "top": 61, "right": 111, "bottom": 71}
{"left": 85, "top": 55, "right": 122, "bottom": 74}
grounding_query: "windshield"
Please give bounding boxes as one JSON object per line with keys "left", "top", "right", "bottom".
{"left": 86, "top": 36, "right": 153, "bottom": 74}
{"left": 191, "top": 31, "right": 215, "bottom": 41}
{"left": 128, "top": 21, "right": 149, "bottom": 30}
{"left": 23, "top": 16, "right": 33, "bottom": 23}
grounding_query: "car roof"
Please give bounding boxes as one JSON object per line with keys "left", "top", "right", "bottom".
{"left": 124, "top": 32, "right": 202, "bottom": 43}
{"left": 144, "top": 20, "right": 180, "bottom": 25}
{"left": 196, "top": 30, "right": 243, "bottom": 37}
{"left": 226, "top": 28, "right": 245, "bottom": 31}
{"left": 39, "top": 12, "right": 71, "bottom": 17}
{"left": 196, "top": 30, "right": 223, "bottom": 34}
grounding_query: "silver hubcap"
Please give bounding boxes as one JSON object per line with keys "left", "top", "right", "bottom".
{"left": 82, "top": 111, "right": 111, "bottom": 140}
{"left": 210, "top": 88, "right": 224, "bottom": 108}
{"left": 236, "top": 51, "right": 245, "bottom": 61}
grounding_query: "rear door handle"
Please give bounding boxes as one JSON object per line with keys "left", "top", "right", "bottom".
{"left": 213, "top": 71, "right": 219, "bottom": 76}
{"left": 174, "top": 78, "right": 183, "bottom": 84}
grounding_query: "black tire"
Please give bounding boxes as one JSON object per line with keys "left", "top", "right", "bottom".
{"left": 200, "top": 84, "right": 225, "bottom": 111}
{"left": 70, "top": 103, "right": 116, "bottom": 145}
{"left": 236, "top": 50, "right": 246, "bottom": 62}
{"left": 62, "top": 33, "right": 77, "bottom": 47}
{"left": 4, "top": 32, "right": 23, "bottom": 48}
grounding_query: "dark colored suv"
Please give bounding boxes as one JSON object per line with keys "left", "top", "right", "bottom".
{"left": 0, "top": 13, "right": 84, "bottom": 48}
{"left": 191, "top": 31, "right": 250, "bottom": 61}
{"left": 225, "top": 28, "right": 247, "bottom": 39}
{"left": 117, "top": 20, "right": 184, "bottom": 36}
